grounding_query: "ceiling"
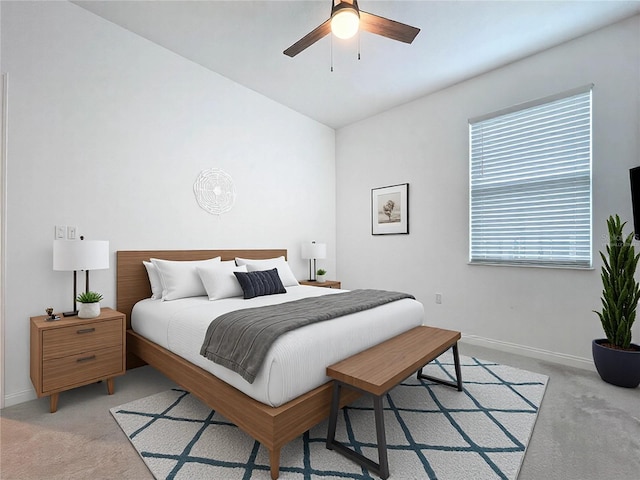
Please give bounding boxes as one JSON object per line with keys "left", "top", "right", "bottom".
{"left": 73, "top": 0, "right": 640, "bottom": 129}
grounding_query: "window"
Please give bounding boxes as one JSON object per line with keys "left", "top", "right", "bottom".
{"left": 469, "top": 86, "right": 592, "bottom": 268}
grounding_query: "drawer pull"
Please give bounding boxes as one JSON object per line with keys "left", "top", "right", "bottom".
{"left": 76, "top": 355, "right": 96, "bottom": 363}
{"left": 76, "top": 328, "right": 96, "bottom": 334}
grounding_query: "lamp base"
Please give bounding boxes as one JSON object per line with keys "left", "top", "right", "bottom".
{"left": 62, "top": 310, "right": 78, "bottom": 317}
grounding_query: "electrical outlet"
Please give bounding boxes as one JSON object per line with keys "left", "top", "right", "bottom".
{"left": 435, "top": 293, "right": 442, "bottom": 304}
{"left": 55, "top": 225, "right": 66, "bottom": 239}
{"left": 67, "top": 226, "right": 77, "bottom": 240}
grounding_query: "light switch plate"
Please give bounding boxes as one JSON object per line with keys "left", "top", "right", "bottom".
{"left": 55, "top": 225, "right": 66, "bottom": 239}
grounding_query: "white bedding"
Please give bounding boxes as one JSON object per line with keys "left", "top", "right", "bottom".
{"left": 131, "top": 285, "right": 424, "bottom": 407}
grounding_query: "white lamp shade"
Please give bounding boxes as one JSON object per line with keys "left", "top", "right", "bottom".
{"left": 331, "top": 7, "right": 360, "bottom": 39}
{"left": 301, "top": 242, "right": 327, "bottom": 260}
{"left": 53, "top": 240, "right": 109, "bottom": 271}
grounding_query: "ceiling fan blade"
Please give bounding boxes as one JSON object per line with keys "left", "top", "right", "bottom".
{"left": 359, "top": 10, "right": 420, "bottom": 44}
{"left": 283, "top": 19, "right": 332, "bottom": 57}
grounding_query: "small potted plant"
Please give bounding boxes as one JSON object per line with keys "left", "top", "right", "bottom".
{"left": 316, "top": 269, "right": 327, "bottom": 283}
{"left": 592, "top": 214, "right": 640, "bottom": 388}
{"left": 76, "top": 291, "right": 103, "bottom": 319}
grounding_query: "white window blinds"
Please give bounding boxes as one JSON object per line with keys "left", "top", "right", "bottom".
{"left": 469, "top": 86, "right": 592, "bottom": 268}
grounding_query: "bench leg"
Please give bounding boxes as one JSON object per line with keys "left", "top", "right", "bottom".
{"left": 453, "top": 343, "right": 463, "bottom": 391}
{"left": 417, "top": 342, "right": 463, "bottom": 391}
{"left": 326, "top": 381, "right": 341, "bottom": 450}
{"left": 373, "top": 395, "right": 389, "bottom": 479}
{"left": 326, "top": 381, "right": 390, "bottom": 479}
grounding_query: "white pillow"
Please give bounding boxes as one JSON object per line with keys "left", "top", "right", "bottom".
{"left": 151, "top": 257, "right": 221, "bottom": 301}
{"left": 197, "top": 263, "right": 247, "bottom": 301}
{"left": 143, "top": 261, "right": 163, "bottom": 299}
{"left": 235, "top": 256, "right": 299, "bottom": 287}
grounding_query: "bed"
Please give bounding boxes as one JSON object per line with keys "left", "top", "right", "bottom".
{"left": 117, "top": 249, "right": 424, "bottom": 479}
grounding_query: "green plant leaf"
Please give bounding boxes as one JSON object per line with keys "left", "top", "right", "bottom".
{"left": 76, "top": 291, "right": 103, "bottom": 303}
{"left": 594, "top": 215, "right": 637, "bottom": 347}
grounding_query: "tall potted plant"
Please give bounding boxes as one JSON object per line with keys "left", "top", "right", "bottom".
{"left": 593, "top": 214, "right": 640, "bottom": 388}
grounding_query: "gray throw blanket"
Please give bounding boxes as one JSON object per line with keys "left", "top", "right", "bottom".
{"left": 200, "top": 289, "right": 415, "bottom": 383}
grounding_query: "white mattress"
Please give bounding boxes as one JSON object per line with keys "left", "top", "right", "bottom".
{"left": 131, "top": 285, "right": 424, "bottom": 407}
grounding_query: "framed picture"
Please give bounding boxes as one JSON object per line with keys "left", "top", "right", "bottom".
{"left": 371, "top": 183, "right": 409, "bottom": 235}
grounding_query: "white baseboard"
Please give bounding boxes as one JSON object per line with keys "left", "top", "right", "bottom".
{"left": 460, "top": 334, "right": 595, "bottom": 372}
{"left": 3, "top": 389, "right": 36, "bottom": 408}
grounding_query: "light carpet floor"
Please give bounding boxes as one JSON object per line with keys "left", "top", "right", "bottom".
{"left": 110, "top": 352, "right": 548, "bottom": 479}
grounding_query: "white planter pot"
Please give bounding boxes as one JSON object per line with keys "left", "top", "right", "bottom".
{"left": 316, "top": 275, "right": 326, "bottom": 283}
{"left": 78, "top": 302, "right": 100, "bottom": 319}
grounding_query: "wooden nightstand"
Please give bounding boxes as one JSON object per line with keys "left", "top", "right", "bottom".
{"left": 299, "top": 280, "right": 342, "bottom": 289}
{"left": 30, "top": 307, "right": 126, "bottom": 413}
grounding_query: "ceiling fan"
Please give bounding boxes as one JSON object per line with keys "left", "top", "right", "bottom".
{"left": 283, "top": 0, "right": 420, "bottom": 57}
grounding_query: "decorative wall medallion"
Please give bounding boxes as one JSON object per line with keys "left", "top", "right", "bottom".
{"left": 193, "top": 168, "right": 236, "bottom": 215}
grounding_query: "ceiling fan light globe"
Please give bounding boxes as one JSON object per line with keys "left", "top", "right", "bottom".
{"left": 331, "top": 9, "right": 360, "bottom": 39}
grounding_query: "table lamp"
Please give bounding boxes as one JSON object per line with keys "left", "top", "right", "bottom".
{"left": 53, "top": 238, "right": 109, "bottom": 316}
{"left": 301, "top": 241, "right": 326, "bottom": 281}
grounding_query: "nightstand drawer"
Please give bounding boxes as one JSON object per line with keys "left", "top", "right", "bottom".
{"left": 42, "top": 318, "right": 123, "bottom": 360}
{"left": 42, "top": 345, "right": 124, "bottom": 393}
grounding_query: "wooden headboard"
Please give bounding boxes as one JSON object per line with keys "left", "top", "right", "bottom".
{"left": 116, "top": 249, "right": 287, "bottom": 329}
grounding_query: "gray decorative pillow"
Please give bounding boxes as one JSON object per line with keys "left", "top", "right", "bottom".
{"left": 234, "top": 268, "right": 286, "bottom": 299}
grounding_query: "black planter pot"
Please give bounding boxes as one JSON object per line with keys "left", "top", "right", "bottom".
{"left": 592, "top": 339, "right": 640, "bottom": 388}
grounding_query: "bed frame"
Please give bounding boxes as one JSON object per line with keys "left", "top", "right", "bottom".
{"left": 116, "top": 249, "right": 360, "bottom": 479}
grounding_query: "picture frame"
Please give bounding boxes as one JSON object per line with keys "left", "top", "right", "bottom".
{"left": 371, "top": 183, "right": 409, "bottom": 235}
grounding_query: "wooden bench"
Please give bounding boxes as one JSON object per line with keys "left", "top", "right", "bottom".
{"left": 325, "top": 325, "right": 462, "bottom": 479}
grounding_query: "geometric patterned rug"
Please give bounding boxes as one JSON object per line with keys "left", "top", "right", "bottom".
{"left": 110, "top": 352, "right": 548, "bottom": 479}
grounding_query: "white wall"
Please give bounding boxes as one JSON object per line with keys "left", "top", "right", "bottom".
{"left": 1, "top": 1, "right": 336, "bottom": 406}
{"left": 336, "top": 15, "right": 640, "bottom": 369}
